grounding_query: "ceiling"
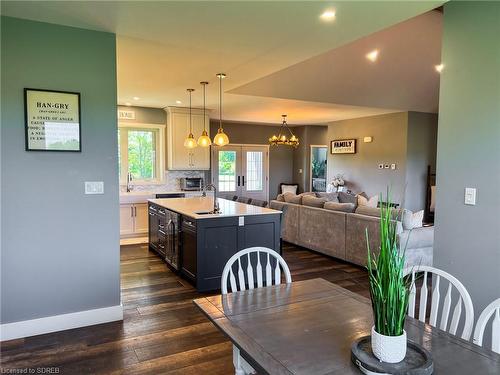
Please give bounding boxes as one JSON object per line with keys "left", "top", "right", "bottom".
{"left": 1, "top": 1, "right": 445, "bottom": 125}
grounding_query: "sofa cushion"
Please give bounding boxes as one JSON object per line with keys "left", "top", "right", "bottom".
{"left": 324, "top": 201, "right": 356, "bottom": 213}
{"left": 299, "top": 192, "right": 316, "bottom": 198}
{"left": 281, "top": 184, "right": 298, "bottom": 194}
{"left": 355, "top": 205, "right": 381, "bottom": 217}
{"left": 302, "top": 195, "right": 328, "bottom": 208}
{"left": 283, "top": 192, "right": 301, "bottom": 204}
{"left": 338, "top": 191, "right": 357, "bottom": 205}
{"left": 276, "top": 193, "right": 285, "bottom": 202}
{"left": 357, "top": 194, "right": 379, "bottom": 208}
{"left": 315, "top": 192, "right": 339, "bottom": 202}
{"left": 402, "top": 209, "right": 424, "bottom": 230}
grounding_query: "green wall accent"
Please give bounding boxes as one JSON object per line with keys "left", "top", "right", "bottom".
{"left": 1, "top": 16, "right": 120, "bottom": 325}
{"left": 434, "top": 1, "right": 500, "bottom": 333}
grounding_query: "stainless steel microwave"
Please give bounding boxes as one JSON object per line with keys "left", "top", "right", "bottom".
{"left": 180, "top": 177, "right": 203, "bottom": 191}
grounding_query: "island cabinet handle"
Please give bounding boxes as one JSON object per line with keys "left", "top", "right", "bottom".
{"left": 131, "top": 206, "right": 134, "bottom": 217}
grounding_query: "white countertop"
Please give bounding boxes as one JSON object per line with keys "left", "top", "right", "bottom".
{"left": 148, "top": 197, "right": 281, "bottom": 219}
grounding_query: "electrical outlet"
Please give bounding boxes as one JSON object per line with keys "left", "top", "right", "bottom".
{"left": 85, "top": 181, "right": 104, "bottom": 194}
{"left": 464, "top": 188, "right": 476, "bottom": 205}
{"left": 238, "top": 216, "right": 245, "bottom": 226}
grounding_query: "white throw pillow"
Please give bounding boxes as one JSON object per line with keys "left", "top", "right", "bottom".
{"left": 357, "top": 194, "right": 378, "bottom": 208}
{"left": 281, "top": 184, "right": 297, "bottom": 194}
{"left": 402, "top": 209, "right": 424, "bottom": 230}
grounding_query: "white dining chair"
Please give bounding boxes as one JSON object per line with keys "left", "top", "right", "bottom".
{"left": 221, "top": 247, "right": 292, "bottom": 375}
{"left": 473, "top": 298, "right": 500, "bottom": 354}
{"left": 404, "top": 266, "right": 474, "bottom": 340}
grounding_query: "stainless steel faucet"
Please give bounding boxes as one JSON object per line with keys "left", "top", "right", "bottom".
{"left": 203, "top": 183, "right": 220, "bottom": 214}
{"left": 126, "top": 172, "right": 133, "bottom": 192}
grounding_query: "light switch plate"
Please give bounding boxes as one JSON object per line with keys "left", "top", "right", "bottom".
{"left": 298, "top": 169, "right": 303, "bottom": 174}
{"left": 391, "top": 163, "right": 396, "bottom": 170}
{"left": 238, "top": 216, "right": 245, "bottom": 226}
{"left": 464, "top": 187, "right": 476, "bottom": 205}
{"left": 85, "top": 181, "right": 104, "bottom": 195}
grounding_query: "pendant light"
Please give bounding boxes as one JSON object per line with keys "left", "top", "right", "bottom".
{"left": 197, "top": 81, "right": 212, "bottom": 147}
{"left": 213, "top": 73, "right": 229, "bottom": 146}
{"left": 183, "top": 88, "right": 197, "bottom": 149}
{"left": 269, "top": 114, "right": 299, "bottom": 147}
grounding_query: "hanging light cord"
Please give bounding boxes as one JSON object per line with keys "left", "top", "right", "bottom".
{"left": 189, "top": 90, "right": 192, "bottom": 133}
{"left": 218, "top": 74, "right": 223, "bottom": 131}
{"left": 203, "top": 83, "right": 206, "bottom": 131}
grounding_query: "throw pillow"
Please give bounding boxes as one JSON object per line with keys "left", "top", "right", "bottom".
{"left": 283, "top": 192, "right": 301, "bottom": 204}
{"left": 315, "top": 192, "right": 339, "bottom": 202}
{"left": 338, "top": 191, "right": 357, "bottom": 205}
{"left": 302, "top": 195, "right": 328, "bottom": 208}
{"left": 281, "top": 184, "right": 298, "bottom": 194}
{"left": 402, "top": 209, "right": 424, "bottom": 230}
{"left": 276, "top": 194, "right": 285, "bottom": 202}
{"left": 357, "top": 194, "right": 378, "bottom": 208}
{"left": 324, "top": 202, "right": 356, "bottom": 213}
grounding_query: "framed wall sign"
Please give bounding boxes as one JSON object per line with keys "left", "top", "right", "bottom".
{"left": 330, "top": 139, "right": 356, "bottom": 154}
{"left": 24, "top": 88, "right": 81, "bottom": 151}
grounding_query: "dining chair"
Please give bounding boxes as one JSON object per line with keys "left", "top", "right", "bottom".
{"left": 404, "top": 266, "right": 474, "bottom": 340}
{"left": 250, "top": 199, "right": 268, "bottom": 208}
{"left": 221, "top": 247, "right": 292, "bottom": 374}
{"left": 473, "top": 298, "right": 500, "bottom": 354}
{"left": 236, "top": 196, "right": 252, "bottom": 204}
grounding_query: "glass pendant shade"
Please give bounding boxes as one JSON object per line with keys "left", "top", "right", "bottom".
{"left": 197, "top": 81, "right": 211, "bottom": 147}
{"left": 184, "top": 88, "right": 197, "bottom": 149}
{"left": 213, "top": 73, "right": 229, "bottom": 146}
{"left": 184, "top": 133, "right": 197, "bottom": 148}
{"left": 213, "top": 128, "right": 229, "bottom": 146}
{"left": 197, "top": 129, "right": 212, "bottom": 147}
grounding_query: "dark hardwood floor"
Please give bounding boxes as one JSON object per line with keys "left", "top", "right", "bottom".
{"left": 0, "top": 242, "right": 369, "bottom": 374}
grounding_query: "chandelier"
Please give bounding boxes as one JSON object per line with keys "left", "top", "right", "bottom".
{"left": 269, "top": 114, "right": 299, "bottom": 147}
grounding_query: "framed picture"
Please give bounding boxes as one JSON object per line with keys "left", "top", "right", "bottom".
{"left": 330, "top": 139, "right": 356, "bottom": 154}
{"left": 24, "top": 88, "right": 81, "bottom": 151}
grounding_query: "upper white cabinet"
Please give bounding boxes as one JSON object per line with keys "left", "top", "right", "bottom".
{"left": 166, "top": 107, "right": 210, "bottom": 170}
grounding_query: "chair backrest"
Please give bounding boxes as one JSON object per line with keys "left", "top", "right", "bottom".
{"left": 236, "top": 196, "right": 252, "bottom": 204}
{"left": 404, "top": 266, "right": 474, "bottom": 340}
{"left": 231, "top": 195, "right": 238, "bottom": 201}
{"left": 251, "top": 199, "right": 268, "bottom": 208}
{"left": 221, "top": 247, "right": 292, "bottom": 294}
{"left": 473, "top": 298, "right": 500, "bottom": 354}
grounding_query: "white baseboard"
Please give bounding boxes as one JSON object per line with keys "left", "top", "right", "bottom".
{"left": 0, "top": 304, "right": 123, "bottom": 341}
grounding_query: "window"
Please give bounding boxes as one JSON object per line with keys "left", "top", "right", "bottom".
{"left": 118, "top": 123, "right": 165, "bottom": 184}
{"left": 246, "top": 151, "right": 263, "bottom": 191}
{"left": 218, "top": 150, "right": 236, "bottom": 192}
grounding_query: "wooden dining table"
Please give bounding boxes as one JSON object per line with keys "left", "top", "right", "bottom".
{"left": 193, "top": 278, "right": 500, "bottom": 374}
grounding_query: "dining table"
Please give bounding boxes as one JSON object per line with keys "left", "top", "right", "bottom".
{"left": 193, "top": 278, "right": 500, "bottom": 374}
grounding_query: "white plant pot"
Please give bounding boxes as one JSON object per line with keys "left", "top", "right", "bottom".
{"left": 371, "top": 326, "right": 407, "bottom": 363}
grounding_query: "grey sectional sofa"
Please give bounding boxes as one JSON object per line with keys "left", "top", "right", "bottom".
{"left": 270, "top": 200, "right": 433, "bottom": 268}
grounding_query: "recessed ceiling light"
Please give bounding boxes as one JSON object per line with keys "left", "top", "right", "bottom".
{"left": 176, "top": 100, "right": 182, "bottom": 104}
{"left": 366, "top": 49, "right": 379, "bottom": 62}
{"left": 125, "top": 102, "right": 132, "bottom": 106}
{"left": 435, "top": 64, "right": 444, "bottom": 73}
{"left": 133, "top": 96, "right": 140, "bottom": 100}
{"left": 320, "top": 9, "right": 336, "bottom": 21}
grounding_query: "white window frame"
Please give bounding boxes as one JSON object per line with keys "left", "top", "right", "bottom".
{"left": 118, "top": 122, "right": 165, "bottom": 185}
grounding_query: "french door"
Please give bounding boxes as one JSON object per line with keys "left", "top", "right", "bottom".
{"left": 212, "top": 145, "right": 269, "bottom": 201}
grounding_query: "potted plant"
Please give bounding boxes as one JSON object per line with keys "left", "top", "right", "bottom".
{"left": 366, "top": 194, "right": 411, "bottom": 363}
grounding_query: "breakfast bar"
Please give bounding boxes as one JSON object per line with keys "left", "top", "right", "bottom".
{"left": 148, "top": 197, "right": 282, "bottom": 292}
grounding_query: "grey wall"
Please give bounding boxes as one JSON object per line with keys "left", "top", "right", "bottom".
{"left": 405, "top": 112, "right": 438, "bottom": 211}
{"left": 117, "top": 105, "right": 166, "bottom": 125}
{"left": 1, "top": 17, "right": 120, "bottom": 323}
{"left": 210, "top": 121, "right": 293, "bottom": 198}
{"left": 434, "top": 0, "right": 500, "bottom": 335}
{"left": 292, "top": 126, "right": 328, "bottom": 192}
{"left": 327, "top": 112, "right": 409, "bottom": 202}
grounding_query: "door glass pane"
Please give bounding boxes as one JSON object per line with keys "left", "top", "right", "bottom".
{"left": 311, "top": 147, "right": 327, "bottom": 192}
{"left": 218, "top": 150, "right": 236, "bottom": 192}
{"left": 128, "top": 130, "right": 156, "bottom": 180}
{"left": 246, "top": 151, "right": 263, "bottom": 191}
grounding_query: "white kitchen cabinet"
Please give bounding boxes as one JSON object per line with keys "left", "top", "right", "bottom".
{"left": 166, "top": 107, "right": 210, "bottom": 170}
{"left": 120, "top": 202, "right": 149, "bottom": 237}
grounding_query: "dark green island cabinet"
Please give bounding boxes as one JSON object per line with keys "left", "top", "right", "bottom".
{"left": 148, "top": 197, "right": 282, "bottom": 292}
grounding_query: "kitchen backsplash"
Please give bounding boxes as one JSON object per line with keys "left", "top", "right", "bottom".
{"left": 120, "top": 170, "right": 208, "bottom": 192}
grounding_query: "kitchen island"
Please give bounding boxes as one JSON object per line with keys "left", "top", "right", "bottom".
{"left": 148, "top": 197, "right": 282, "bottom": 292}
